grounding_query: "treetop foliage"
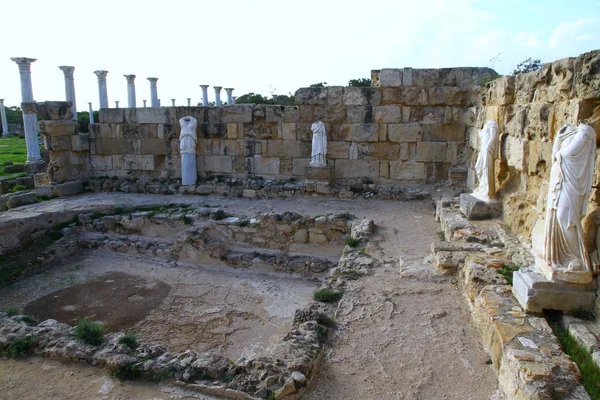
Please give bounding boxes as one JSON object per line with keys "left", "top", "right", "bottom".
{"left": 348, "top": 78, "right": 371, "bottom": 87}
{"left": 511, "top": 58, "right": 542, "bottom": 75}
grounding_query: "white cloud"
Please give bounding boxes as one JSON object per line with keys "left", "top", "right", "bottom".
{"left": 548, "top": 18, "right": 599, "bottom": 48}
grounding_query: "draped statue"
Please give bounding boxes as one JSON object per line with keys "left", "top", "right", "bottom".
{"left": 538, "top": 123, "right": 596, "bottom": 283}
{"left": 473, "top": 120, "right": 499, "bottom": 200}
{"left": 179, "top": 116, "right": 198, "bottom": 185}
{"left": 310, "top": 121, "right": 327, "bottom": 167}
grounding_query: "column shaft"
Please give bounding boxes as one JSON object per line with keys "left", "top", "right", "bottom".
{"left": 11, "top": 57, "right": 42, "bottom": 163}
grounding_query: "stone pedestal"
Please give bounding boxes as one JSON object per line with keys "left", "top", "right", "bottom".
{"left": 513, "top": 267, "right": 597, "bottom": 313}
{"left": 305, "top": 166, "right": 332, "bottom": 183}
{"left": 459, "top": 193, "right": 502, "bottom": 220}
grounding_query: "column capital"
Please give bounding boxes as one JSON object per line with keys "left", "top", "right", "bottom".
{"left": 147, "top": 77, "right": 158, "bottom": 83}
{"left": 225, "top": 88, "right": 234, "bottom": 91}
{"left": 199, "top": 84, "right": 209, "bottom": 89}
{"left": 58, "top": 66, "right": 75, "bottom": 77}
{"left": 11, "top": 57, "right": 37, "bottom": 66}
{"left": 213, "top": 86, "right": 222, "bottom": 91}
{"left": 94, "top": 70, "right": 109, "bottom": 78}
{"left": 0, "top": 99, "right": 4, "bottom": 103}
{"left": 88, "top": 102, "right": 92, "bottom": 105}
{"left": 124, "top": 74, "right": 136, "bottom": 84}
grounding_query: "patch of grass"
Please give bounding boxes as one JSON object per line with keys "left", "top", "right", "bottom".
{"left": 315, "top": 325, "right": 329, "bottom": 342}
{"left": 10, "top": 184, "right": 27, "bottom": 193}
{"left": 266, "top": 391, "right": 276, "bottom": 400}
{"left": 313, "top": 288, "right": 343, "bottom": 303}
{"left": 118, "top": 332, "right": 139, "bottom": 350}
{"left": 345, "top": 237, "right": 360, "bottom": 248}
{"left": 498, "top": 264, "right": 519, "bottom": 285}
{"left": 21, "top": 315, "right": 37, "bottom": 324}
{"left": 7, "top": 337, "right": 35, "bottom": 358}
{"left": 221, "top": 374, "right": 234, "bottom": 383}
{"left": 110, "top": 363, "right": 142, "bottom": 381}
{"left": 550, "top": 320, "right": 600, "bottom": 399}
{"left": 179, "top": 215, "right": 192, "bottom": 225}
{"left": 0, "top": 265, "right": 30, "bottom": 285}
{"left": 74, "top": 318, "right": 105, "bottom": 345}
{"left": 0, "top": 137, "right": 28, "bottom": 177}
{"left": 3, "top": 306, "right": 20, "bottom": 316}
{"left": 316, "top": 313, "right": 334, "bottom": 327}
{"left": 35, "top": 195, "right": 50, "bottom": 202}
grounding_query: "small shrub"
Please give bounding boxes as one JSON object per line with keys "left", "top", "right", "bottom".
{"left": 313, "top": 288, "right": 343, "bottom": 303}
{"left": 498, "top": 264, "right": 519, "bottom": 285}
{"left": 110, "top": 363, "right": 142, "bottom": 380}
{"left": 485, "top": 359, "right": 493, "bottom": 365}
{"left": 35, "top": 195, "right": 50, "bottom": 202}
{"left": 21, "top": 315, "right": 37, "bottom": 324}
{"left": 266, "top": 391, "right": 277, "bottom": 400}
{"left": 315, "top": 325, "right": 329, "bottom": 342}
{"left": 3, "top": 306, "right": 20, "bottom": 316}
{"left": 75, "top": 319, "right": 105, "bottom": 345}
{"left": 345, "top": 237, "right": 360, "bottom": 248}
{"left": 10, "top": 184, "right": 27, "bottom": 193}
{"left": 316, "top": 313, "right": 334, "bottom": 327}
{"left": 8, "top": 337, "right": 35, "bottom": 358}
{"left": 118, "top": 332, "right": 139, "bottom": 350}
{"left": 179, "top": 215, "right": 192, "bottom": 225}
{"left": 221, "top": 374, "right": 234, "bottom": 383}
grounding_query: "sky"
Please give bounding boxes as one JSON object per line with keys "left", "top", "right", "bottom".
{"left": 1, "top": 0, "right": 599, "bottom": 109}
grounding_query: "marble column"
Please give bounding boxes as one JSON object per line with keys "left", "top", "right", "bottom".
{"left": 148, "top": 77, "right": 159, "bottom": 107}
{"left": 171, "top": 99, "right": 176, "bottom": 107}
{"left": 214, "top": 86, "right": 222, "bottom": 107}
{"left": 187, "top": 98, "right": 191, "bottom": 106}
{"left": 115, "top": 101, "right": 120, "bottom": 108}
{"left": 158, "top": 99, "right": 161, "bottom": 107}
{"left": 88, "top": 102, "right": 94, "bottom": 124}
{"left": 94, "top": 70, "right": 109, "bottom": 109}
{"left": 124, "top": 74, "right": 137, "bottom": 108}
{"left": 58, "top": 66, "right": 77, "bottom": 121}
{"left": 11, "top": 57, "right": 42, "bottom": 164}
{"left": 199, "top": 85, "right": 209, "bottom": 106}
{"left": 143, "top": 100, "right": 147, "bottom": 108}
{"left": 225, "top": 88, "right": 234, "bottom": 105}
{"left": 0, "top": 99, "right": 9, "bottom": 136}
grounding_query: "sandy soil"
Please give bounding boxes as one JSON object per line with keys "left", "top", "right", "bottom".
{"left": 0, "top": 193, "right": 498, "bottom": 399}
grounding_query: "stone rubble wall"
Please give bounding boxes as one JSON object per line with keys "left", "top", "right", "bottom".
{"left": 71, "top": 67, "right": 497, "bottom": 184}
{"left": 469, "top": 49, "right": 600, "bottom": 250}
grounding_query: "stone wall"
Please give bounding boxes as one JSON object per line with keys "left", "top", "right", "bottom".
{"left": 83, "top": 66, "right": 497, "bottom": 184}
{"left": 469, "top": 49, "right": 600, "bottom": 251}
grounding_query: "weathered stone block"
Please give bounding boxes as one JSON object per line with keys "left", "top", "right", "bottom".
{"left": 71, "top": 134, "right": 90, "bottom": 152}
{"left": 341, "top": 124, "right": 381, "bottom": 142}
{"left": 38, "top": 120, "right": 78, "bottom": 136}
{"left": 6, "top": 192, "right": 36, "bottom": 209}
{"left": 201, "top": 155, "right": 233, "bottom": 173}
{"left": 415, "top": 142, "right": 448, "bottom": 162}
{"left": 380, "top": 161, "right": 389, "bottom": 179}
{"left": 305, "top": 166, "right": 332, "bottom": 182}
{"left": 334, "top": 159, "right": 379, "bottom": 178}
{"left": 294, "top": 87, "right": 328, "bottom": 105}
{"left": 124, "top": 155, "right": 155, "bottom": 171}
{"left": 327, "top": 142, "right": 350, "bottom": 159}
{"left": 95, "top": 139, "right": 133, "bottom": 155}
{"left": 378, "top": 69, "right": 403, "bottom": 86}
{"left": 49, "top": 135, "right": 72, "bottom": 151}
{"left": 487, "top": 76, "right": 515, "bottom": 106}
{"left": 373, "top": 105, "right": 402, "bottom": 123}
{"left": 292, "top": 158, "right": 311, "bottom": 176}
{"left": 227, "top": 123, "right": 241, "bottom": 139}
{"left": 460, "top": 193, "right": 502, "bottom": 219}
{"left": 252, "top": 156, "right": 280, "bottom": 175}
{"left": 427, "top": 87, "right": 466, "bottom": 106}
{"left": 220, "top": 105, "right": 253, "bottom": 123}
{"left": 388, "top": 123, "right": 422, "bottom": 142}
{"left": 403, "top": 68, "right": 413, "bottom": 86}
{"left": 574, "top": 50, "right": 600, "bottom": 100}
{"left": 389, "top": 161, "right": 426, "bottom": 181}
{"left": 425, "top": 122, "right": 466, "bottom": 142}
{"left": 358, "top": 142, "right": 400, "bottom": 160}
{"left": 99, "top": 108, "right": 125, "bottom": 123}
{"left": 396, "top": 87, "right": 424, "bottom": 106}
{"left": 281, "top": 123, "right": 297, "bottom": 141}
{"left": 53, "top": 180, "right": 83, "bottom": 197}
{"left": 343, "top": 87, "right": 382, "bottom": 106}
{"left": 267, "top": 140, "right": 307, "bottom": 158}
{"left": 505, "top": 136, "right": 528, "bottom": 171}
{"left": 140, "top": 139, "right": 169, "bottom": 155}
{"left": 90, "top": 155, "right": 112, "bottom": 170}
{"left": 136, "top": 108, "right": 169, "bottom": 124}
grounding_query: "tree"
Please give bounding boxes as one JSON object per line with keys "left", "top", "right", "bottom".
{"left": 348, "top": 78, "right": 371, "bottom": 87}
{"left": 235, "top": 92, "right": 295, "bottom": 105}
{"left": 309, "top": 82, "right": 327, "bottom": 88}
{"left": 511, "top": 58, "right": 542, "bottom": 75}
{"left": 76, "top": 111, "right": 100, "bottom": 133}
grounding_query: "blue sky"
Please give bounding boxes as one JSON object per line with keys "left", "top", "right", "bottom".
{"left": 1, "top": 0, "right": 598, "bottom": 109}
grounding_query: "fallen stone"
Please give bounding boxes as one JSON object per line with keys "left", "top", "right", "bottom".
{"left": 6, "top": 191, "right": 36, "bottom": 209}
{"left": 459, "top": 193, "right": 502, "bottom": 220}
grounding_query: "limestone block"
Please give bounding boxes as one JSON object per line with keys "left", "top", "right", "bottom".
{"left": 341, "top": 124, "right": 381, "bottom": 142}
{"left": 401, "top": 106, "right": 411, "bottom": 122}
{"left": 388, "top": 122, "right": 422, "bottom": 143}
{"left": 427, "top": 87, "right": 466, "bottom": 106}
{"left": 136, "top": 108, "right": 169, "bottom": 124}
{"left": 243, "top": 189, "right": 257, "bottom": 198}
{"left": 415, "top": 142, "right": 448, "bottom": 162}
{"left": 52, "top": 181, "right": 83, "bottom": 197}
{"left": 403, "top": 67, "right": 413, "bottom": 86}
{"left": 400, "top": 143, "right": 417, "bottom": 161}
{"left": 446, "top": 143, "right": 460, "bottom": 164}
{"left": 343, "top": 87, "right": 382, "bottom": 106}
{"left": 294, "top": 87, "right": 328, "bottom": 105}
{"left": 550, "top": 99, "right": 595, "bottom": 134}
{"left": 574, "top": 50, "right": 600, "bottom": 100}
{"left": 462, "top": 107, "right": 478, "bottom": 127}
{"left": 294, "top": 228, "right": 308, "bottom": 242}
{"left": 378, "top": 69, "right": 403, "bottom": 86}
{"left": 90, "top": 155, "right": 113, "bottom": 170}
{"left": 460, "top": 193, "right": 502, "bottom": 219}
{"left": 346, "top": 106, "right": 373, "bottom": 124}
{"left": 505, "top": 136, "right": 528, "bottom": 171}
{"left": 99, "top": 108, "right": 125, "bottom": 123}
{"left": 424, "top": 122, "right": 466, "bottom": 142}
{"left": 226, "top": 123, "right": 242, "bottom": 139}
{"left": 281, "top": 123, "right": 297, "bottom": 141}
{"left": 6, "top": 192, "right": 36, "bottom": 209}
{"left": 89, "top": 123, "right": 111, "bottom": 139}
{"left": 373, "top": 105, "right": 402, "bottom": 123}
{"left": 140, "top": 139, "right": 169, "bottom": 155}
{"left": 292, "top": 158, "right": 311, "bottom": 176}
{"left": 218, "top": 139, "right": 236, "bottom": 156}
{"left": 305, "top": 166, "right": 333, "bottom": 182}
{"left": 124, "top": 155, "right": 155, "bottom": 171}
{"left": 195, "top": 185, "right": 213, "bottom": 195}
{"left": 514, "top": 64, "right": 551, "bottom": 105}
{"left": 110, "top": 123, "right": 123, "bottom": 139}
{"left": 380, "top": 161, "right": 389, "bottom": 179}
{"left": 408, "top": 107, "right": 446, "bottom": 124}
{"left": 523, "top": 103, "right": 552, "bottom": 140}
{"left": 334, "top": 159, "right": 380, "bottom": 178}
{"left": 397, "top": 87, "right": 424, "bottom": 106}
{"left": 112, "top": 155, "right": 125, "bottom": 170}
{"left": 503, "top": 104, "right": 527, "bottom": 138}
{"left": 389, "top": 161, "right": 426, "bottom": 181}
{"left": 252, "top": 156, "right": 280, "bottom": 175}
{"left": 358, "top": 142, "right": 400, "bottom": 160}
{"left": 71, "top": 134, "right": 90, "bottom": 152}
{"left": 381, "top": 88, "right": 400, "bottom": 105}
{"left": 201, "top": 155, "right": 233, "bottom": 173}
{"left": 267, "top": 140, "right": 308, "bottom": 158}
{"left": 412, "top": 69, "right": 440, "bottom": 87}
{"left": 328, "top": 142, "right": 350, "bottom": 159}
{"left": 487, "top": 76, "right": 515, "bottom": 106}
{"left": 49, "top": 135, "right": 72, "bottom": 151}
{"left": 38, "top": 120, "right": 78, "bottom": 136}
{"left": 220, "top": 105, "right": 253, "bottom": 123}
{"left": 94, "top": 139, "right": 133, "bottom": 155}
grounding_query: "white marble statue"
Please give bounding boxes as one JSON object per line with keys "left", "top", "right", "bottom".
{"left": 473, "top": 120, "right": 499, "bottom": 200}
{"left": 310, "top": 120, "right": 327, "bottom": 167}
{"left": 539, "top": 123, "right": 596, "bottom": 283}
{"left": 179, "top": 116, "right": 198, "bottom": 185}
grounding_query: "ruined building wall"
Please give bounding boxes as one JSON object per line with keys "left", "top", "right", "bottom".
{"left": 83, "top": 67, "right": 496, "bottom": 183}
{"left": 469, "top": 49, "right": 600, "bottom": 251}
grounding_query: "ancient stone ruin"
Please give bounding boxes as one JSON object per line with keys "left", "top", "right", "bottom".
{"left": 1, "top": 49, "right": 600, "bottom": 399}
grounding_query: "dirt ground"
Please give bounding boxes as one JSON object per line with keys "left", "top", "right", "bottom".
{"left": 0, "top": 193, "right": 499, "bottom": 399}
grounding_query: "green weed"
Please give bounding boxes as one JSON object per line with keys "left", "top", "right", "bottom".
{"left": 313, "top": 288, "right": 343, "bottom": 303}
{"left": 3, "top": 306, "right": 20, "bottom": 316}
{"left": 118, "top": 332, "right": 139, "bottom": 350}
{"left": 75, "top": 319, "right": 105, "bottom": 345}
